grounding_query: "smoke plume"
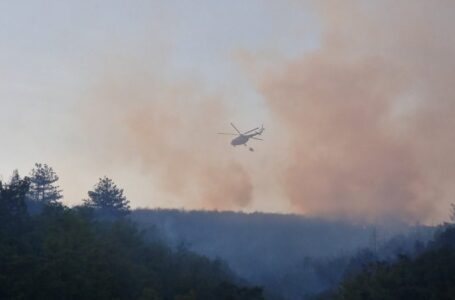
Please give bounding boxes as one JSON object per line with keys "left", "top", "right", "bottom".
{"left": 80, "top": 0, "right": 455, "bottom": 222}
{"left": 257, "top": 0, "right": 455, "bottom": 222}
{"left": 83, "top": 63, "right": 253, "bottom": 210}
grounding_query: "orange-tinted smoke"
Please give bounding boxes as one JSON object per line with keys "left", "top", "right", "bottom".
{"left": 257, "top": 0, "right": 455, "bottom": 222}
{"left": 83, "top": 65, "right": 253, "bottom": 210}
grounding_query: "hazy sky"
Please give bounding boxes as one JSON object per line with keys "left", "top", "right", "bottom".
{"left": 1, "top": 1, "right": 454, "bottom": 223}
{"left": 0, "top": 0, "right": 315, "bottom": 209}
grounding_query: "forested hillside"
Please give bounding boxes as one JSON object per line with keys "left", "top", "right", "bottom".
{"left": 1, "top": 165, "right": 448, "bottom": 300}
{"left": 132, "top": 209, "right": 434, "bottom": 299}
{"left": 324, "top": 225, "right": 455, "bottom": 300}
{"left": 0, "top": 172, "right": 264, "bottom": 300}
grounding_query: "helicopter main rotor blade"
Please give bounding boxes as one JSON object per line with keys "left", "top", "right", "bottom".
{"left": 244, "top": 127, "right": 259, "bottom": 134}
{"left": 251, "top": 137, "right": 263, "bottom": 141}
{"left": 217, "top": 133, "right": 238, "bottom": 136}
{"left": 230, "top": 123, "right": 242, "bottom": 134}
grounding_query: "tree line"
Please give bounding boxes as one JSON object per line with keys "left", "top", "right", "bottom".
{"left": 23, "top": 163, "right": 130, "bottom": 218}
{"left": 315, "top": 224, "right": 455, "bottom": 300}
{"left": 4, "top": 163, "right": 455, "bottom": 299}
{"left": 0, "top": 164, "right": 265, "bottom": 300}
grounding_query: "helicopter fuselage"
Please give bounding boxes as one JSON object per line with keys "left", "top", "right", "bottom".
{"left": 219, "top": 123, "right": 264, "bottom": 148}
{"left": 231, "top": 134, "right": 250, "bottom": 146}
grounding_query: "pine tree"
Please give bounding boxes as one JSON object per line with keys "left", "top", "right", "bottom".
{"left": 9, "top": 169, "right": 22, "bottom": 186}
{"left": 84, "top": 177, "right": 130, "bottom": 217}
{"left": 28, "top": 163, "right": 63, "bottom": 204}
{"left": 0, "top": 172, "right": 30, "bottom": 225}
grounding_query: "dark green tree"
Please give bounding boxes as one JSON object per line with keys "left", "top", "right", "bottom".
{"left": 28, "top": 163, "right": 62, "bottom": 204}
{"left": 84, "top": 177, "right": 130, "bottom": 217}
{"left": 0, "top": 172, "right": 30, "bottom": 223}
{"left": 9, "top": 169, "right": 22, "bottom": 185}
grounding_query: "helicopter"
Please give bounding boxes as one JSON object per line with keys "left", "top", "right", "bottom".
{"left": 218, "top": 123, "right": 264, "bottom": 151}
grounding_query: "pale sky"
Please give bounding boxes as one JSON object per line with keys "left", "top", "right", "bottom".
{"left": 0, "top": 1, "right": 318, "bottom": 211}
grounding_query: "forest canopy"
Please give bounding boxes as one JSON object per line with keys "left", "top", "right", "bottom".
{"left": 0, "top": 170, "right": 264, "bottom": 300}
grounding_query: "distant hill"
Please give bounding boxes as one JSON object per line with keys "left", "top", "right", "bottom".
{"left": 132, "top": 209, "right": 433, "bottom": 299}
